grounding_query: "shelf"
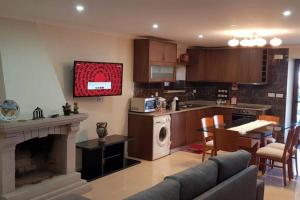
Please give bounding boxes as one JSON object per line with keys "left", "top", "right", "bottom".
{"left": 104, "top": 153, "right": 122, "bottom": 160}
{"left": 82, "top": 158, "right": 141, "bottom": 182}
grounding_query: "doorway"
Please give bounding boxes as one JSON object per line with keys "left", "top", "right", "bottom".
{"left": 292, "top": 60, "right": 300, "bottom": 122}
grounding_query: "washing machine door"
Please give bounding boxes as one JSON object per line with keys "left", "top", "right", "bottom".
{"left": 157, "top": 125, "right": 170, "bottom": 147}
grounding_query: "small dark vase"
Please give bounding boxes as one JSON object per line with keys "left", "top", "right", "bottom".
{"left": 96, "top": 122, "right": 108, "bottom": 142}
{"left": 63, "top": 110, "right": 71, "bottom": 116}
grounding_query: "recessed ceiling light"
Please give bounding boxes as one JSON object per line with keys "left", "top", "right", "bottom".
{"left": 231, "top": 25, "right": 237, "bottom": 27}
{"left": 76, "top": 5, "right": 85, "bottom": 12}
{"left": 283, "top": 10, "right": 291, "bottom": 16}
{"left": 198, "top": 34, "right": 204, "bottom": 39}
{"left": 152, "top": 24, "right": 159, "bottom": 29}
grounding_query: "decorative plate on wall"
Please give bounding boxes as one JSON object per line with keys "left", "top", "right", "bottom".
{"left": 0, "top": 100, "right": 20, "bottom": 121}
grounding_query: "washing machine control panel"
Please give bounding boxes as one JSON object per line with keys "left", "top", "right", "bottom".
{"left": 154, "top": 115, "right": 171, "bottom": 124}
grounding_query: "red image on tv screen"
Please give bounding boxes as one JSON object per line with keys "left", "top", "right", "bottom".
{"left": 74, "top": 61, "right": 123, "bottom": 97}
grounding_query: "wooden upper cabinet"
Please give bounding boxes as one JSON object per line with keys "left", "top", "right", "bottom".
{"left": 248, "top": 48, "right": 264, "bottom": 83}
{"left": 186, "top": 49, "right": 206, "bottom": 81}
{"left": 163, "top": 43, "right": 177, "bottom": 63}
{"left": 186, "top": 47, "right": 267, "bottom": 84}
{"left": 134, "top": 39, "right": 177, "bottom": 83}
{"left": 149, "top": 40, "right": 164, "bottom": 62}
{"left": 237, "top": 48, "right": 264, "bottom": 83}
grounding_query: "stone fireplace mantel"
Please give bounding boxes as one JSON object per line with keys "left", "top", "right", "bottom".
{"left": 0, "top": 114, "right": 91, "bottom": 200}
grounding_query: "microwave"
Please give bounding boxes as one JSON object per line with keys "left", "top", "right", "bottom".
{"left": 130, "top": 97, "right": 156, "bottom": 113}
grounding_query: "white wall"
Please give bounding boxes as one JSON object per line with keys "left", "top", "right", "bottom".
{"left": 0, "top": 53, "right": 5, "bottom": 102}
{"left": 0, "top": 17, "right": 134, "bottom": 142}
{"left": 0, "top": 18, "right": 66, "bottom": 118}
{"left": 285, "top": 59, "right": 294, "bottom": 134}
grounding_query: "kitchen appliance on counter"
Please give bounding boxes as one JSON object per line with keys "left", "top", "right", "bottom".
{"left": 130, "top": 97, "right": 156, "bottom": 113}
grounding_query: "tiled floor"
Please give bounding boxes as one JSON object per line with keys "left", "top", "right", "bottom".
{"left": 83, "top": 151, "right": 300, "bottom": 200}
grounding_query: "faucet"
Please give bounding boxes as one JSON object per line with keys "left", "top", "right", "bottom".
{"left": 184, "top": 91, "right": 195, "bottom": 101}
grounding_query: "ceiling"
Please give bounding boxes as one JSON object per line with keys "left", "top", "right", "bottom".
{"left": 0, "top": 0, "right": 299, "bottom": 46}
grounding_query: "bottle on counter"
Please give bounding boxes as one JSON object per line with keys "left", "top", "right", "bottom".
{"left": 171, "top": 97, "right": 179, "bottom": 111}
{"left": 231, "top": 95, "right": 237, "bottom": 105}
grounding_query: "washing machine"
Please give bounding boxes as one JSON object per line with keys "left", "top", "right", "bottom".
{"left": 152, "top": 115, "right": 171, "bottom": 160}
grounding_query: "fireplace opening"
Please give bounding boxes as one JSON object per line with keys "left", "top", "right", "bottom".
{"left": 15, "top": 135, "right": 61, "bottom": 188}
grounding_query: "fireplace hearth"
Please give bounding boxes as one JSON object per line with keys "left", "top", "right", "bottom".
{"left": 0, "top": 114, "right": 90, "bottom": 200}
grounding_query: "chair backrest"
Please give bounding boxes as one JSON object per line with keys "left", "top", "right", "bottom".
{"left": 201, "top": 117, "right": 214, "bottom": 138}
{"left": 289, "top": 126, "right": 300, "bottom": 154}
{"left": 283, "top": 128, "right": 295, "bottom": 159}
{"left": 258, "top": 115, "right": 280, "bottom": 123}
{"left": 213, "top": 115, "right": 225, "bottom": 128}
{"left": 214, "top": 128, "right": 239, "bottom": 152}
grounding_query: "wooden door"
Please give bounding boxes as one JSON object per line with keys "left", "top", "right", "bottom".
{"left": 237, "top": 48, "right": 251, "bottom": 83}
{"left": 163, "top": 43, "right": 177, "bottom": 63}
{"left": 237, "top": 48, "right": 264, "bottom": 83}
{"left": 248, "top": 48, "right": 263, "bottom": 83}
{"left": 223, "top": 49, "right": 239, "bottom": 82}
{"left": 186, "top": 110, "right": 205, "bottom": 144}
{"left": 204, "top": 50, "right": 223, "bottom": 82}
{"left": 170, "top": 112, "right": 187, "bottom": 149}
{"left": 149, "top": 40, "right": 164, "bottom": 62}
{"left": 186, "top": 49, "right": 206, "bottom": 81}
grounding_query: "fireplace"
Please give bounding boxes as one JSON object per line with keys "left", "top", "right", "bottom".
{"left": 0, "top": 114, "right": 90, "bottom": 200}
{"left": 15, "top": 135, "right": 60, "bottom": 187}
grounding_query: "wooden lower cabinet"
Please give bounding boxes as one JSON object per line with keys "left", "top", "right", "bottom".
{"left": 170, "top": 107, "right": 217, "bottom": 148}
{"left": 128, "top": 114, "right": 154, "bottom": 160}
{"left": 213, "top": 107, "right": 233, "bottom": 125}
{"left": 170, "top": 112, "right": 187, "bottom": 149}
{"left": 185, "top": 110, "right": 204, "bottom": 144}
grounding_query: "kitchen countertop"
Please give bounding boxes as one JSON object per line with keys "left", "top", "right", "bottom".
{"left": 128, "top": 100, "right": 272, "bottom": 117}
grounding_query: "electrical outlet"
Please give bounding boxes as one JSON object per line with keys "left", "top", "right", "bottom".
{"left": 155, "top": 92, "right": 158, "bottom": 97}
{"left": 273, "top": 54, "right": 284, "bottom": 60}
{"left": 276, "top": 93, "right": 284, "bottom": 98}
{"left": 164, "top": 82, "right": 170, "bottom": 86}
{"left": 267, "top": 93, "right": 275, "bottom": 98}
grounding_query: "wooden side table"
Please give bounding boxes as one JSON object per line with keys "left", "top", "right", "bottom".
{"left": 76, "top": 135, "right": 140, "bottom": 181}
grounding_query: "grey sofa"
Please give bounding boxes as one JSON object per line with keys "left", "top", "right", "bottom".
{"left": 125, "top": 150, "right": 264, "bottom": 200}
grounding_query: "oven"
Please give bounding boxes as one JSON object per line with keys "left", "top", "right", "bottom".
{"left": 232, "top": 109, "right": 258, "bottom": 124}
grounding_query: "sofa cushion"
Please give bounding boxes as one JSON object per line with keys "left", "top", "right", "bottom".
{"left": 124, "top": 179, "right": 180, "bottom": 200}
{"left": 165, "top": 160, "right": 218, "bottom": 200}
{"left": 193, "top": 166, "right": 258, "bottom": 200}
{"left": 209, "top": 150, "right": 251, "bottom": 183}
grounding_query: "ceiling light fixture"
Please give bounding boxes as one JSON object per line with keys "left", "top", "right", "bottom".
{"left": 283, "top": 10, "right": 291, "bottom": 16}
{"left": 198, "top": 34, "right": 204, "bottom": 39}
{"left": 228, "top": 38, "right": 239, "bottom": 47}
{"left": 228, "top": 33, "right": 282, "bottom": 47}
{"left": 152, "top": 24, "right": 159, "bottom": 29}
{"left": 76, "top": 5, "right": 85, "bottom": 12}
{"left": 270, "top": 37, "right": 282, "bottom": 46}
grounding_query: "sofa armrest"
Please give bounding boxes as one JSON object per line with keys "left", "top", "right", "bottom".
{"left": 256, "top": 179, "right": 265, "bottom": 200}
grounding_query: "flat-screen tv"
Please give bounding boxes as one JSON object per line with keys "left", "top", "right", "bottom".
{"left": 73, "top": 61, "right": 123, "bottom": 97}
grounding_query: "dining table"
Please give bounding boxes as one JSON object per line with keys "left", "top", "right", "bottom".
{"left": 197, "top": 118, "right": 296, "bottom": 165}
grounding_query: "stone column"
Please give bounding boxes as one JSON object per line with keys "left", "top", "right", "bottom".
{"left": 52, "top": 123, "right": 79, "bottom": 174}
{"left": 0, "top": 140, "right": 16, "bottom": 194}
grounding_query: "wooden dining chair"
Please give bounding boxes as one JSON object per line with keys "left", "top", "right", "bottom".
{"left": 201, "top": 117, "right": 215, "bottom": 162}
{"left": 213, "top": 129, "right": 240, "bottom": 154}
{"left": 256, "top": 127, "right": 294, "bottom": 186}
{"left": 258, "top": 115, "right": 280, "bottom": 144}
{"left": 267, "top": 125, "right": 300, "bottom": 177}
{"left": 213, "top": 115, "right": 225, "bottom": 128}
